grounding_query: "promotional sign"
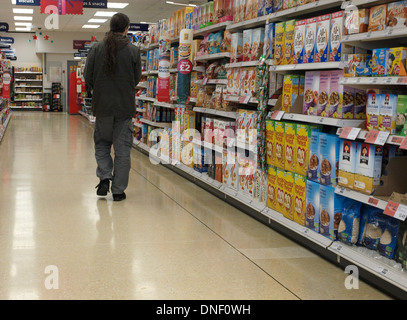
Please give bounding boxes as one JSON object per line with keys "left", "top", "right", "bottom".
{"left": 176, "top": 29, "right": 193, "bottom": 104}
{"left": 129, "top": 23, "right": 149, "bottom": 32}
{"left": 157, "top": 37, "right": 171, "bottom": 102}
{"left": 0, "top": 23, "right": 9, "bottom": 33}
{"left": 83, "top": 0, "right": 107, "bottom": 8}
{"left": 40, "top": 0, "right": 83, "bottom": 15}
{"left": 3, "top": 71, "right": 11, "bottom": 99}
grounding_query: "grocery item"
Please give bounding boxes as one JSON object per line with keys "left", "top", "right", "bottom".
{"left": 295, "top": 124, "right": 317, "bottom": 177}
{"left": 282, "top": 74, "right": 299, "bottom": 112}
{"left": 354, "top": 88, "right": 367, "bottom": 120}
{"left": 337, "top": 199, "right": 362, "bottom": 245}
{"left": 317, "top": 71, "right": 330, "bottom": 116}
{"left": 368, "top": 4, "right": 388, "bottom": 32}
{"left": 276, "top": 167, "right": 286, "bottom": 214}
{"left": 274, "top": 121, "right": 285, "bottom": 169}
{"left": 243, "top": 29, "right": 253, "bottom": 61}
{"left": 263, "top": 22, "right": 275, "bottom": 61}
{"left": 267, "top": 165, "right": 278, "bottom": 211}
{"left": 329, "top": 11, "right": 345, "bottom": 62}
{"left": 284, "top": 122, "right": 296, "bottom": 172}
{"left": 283, "top": 170, "right": 295, "bottom": 220}
{"left": 360, "top": 206, "right": 387, "bottom": 250}
{"left": 377, "top": 216, "right": 400, "bottom": 259}
{"left": 303, "top": 71, "right": 320, "bottom": 115}
{"left": 315, "top": 14, "right": 331, "bottom": 63}
{"left": 344, "top": 8, "right": 369, "bottom": 34}
{"left": 379, "top": 93, "right": 397, "bottom": 133}
{"left": 284, "top": 20, "right": 296, "bottom": 65}
{"left": 371, "top": 48, "right": 389, "bottom": 77}
{"left": 307, "top": 129, "right": 320, "bottom": 182}
{"left": 274, "top": 21, "right": 285, "bottom": 65}
{"left": 318, "top": 133, "right": 340, "bottom": 186}
{"left": 319, "top": 184, "right": 346, "bottom": 240}
{"left": 266, "top": 120, "right": 275, "bottom": 165}
{"left": 396, "top": 95, "right": 407, "bottom": 136}
{"left": 396, "top": 221, "right": 407, "bottom": 268}
{"left": 388, "top": 47, "right": 407, "bottom": 76}
{"left": 230, "top": 32, "right": 243, "bottom": 63}
{"left": 293, "top": 19, "right": 306, "bottom": 64}
{"left": 293, "top": 173, "right": 307, "bottom": 226}
{"left": 251, "top": 27, "right": 265, "bottom": 61}
{"left": 305, "top": 179, "right": 320, "bottom": 231}
{"left": 338, "top": 139, "right": 357, "bottom": 189}
{"left": 303, "top": 17, "right": 317, "bottom": 63}
{"left": 386, "top": 1, "right": 407, "bottom": 29}
{"left": 367, "top": 92, "right": 381, "bottom": 131}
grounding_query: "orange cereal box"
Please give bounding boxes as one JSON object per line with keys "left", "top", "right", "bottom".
{"left": 274, "top": 121, "right": 285, "bottom": 169}
{"left": 266, "top": 120, "right": 275, "bottom": 166}
{"left": 267, "top": 166, "right": 278, "bottom": 211}
{"left": 295, "top": 123, "right": 320, "bottom": 176}
{"left": 276, "top": 167, "right": 286, "bottom": 214}
{"left": 283, "top": 170, "right": 295, "bottom": 221}
{"left": 284, "top": 122, "right": 297, "bottom": 172}
{"left": 293, "top": 173, "right": 307, "bottom": 226}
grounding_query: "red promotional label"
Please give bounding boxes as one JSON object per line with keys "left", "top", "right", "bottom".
{"left": 2, "top": 71, "right": 11, "bottom": 99}
{"left": 177, "top": 59, "right": 193, "bottom": 75}
{"left": 41, "top": 0, "right": 83, "bottom": 15}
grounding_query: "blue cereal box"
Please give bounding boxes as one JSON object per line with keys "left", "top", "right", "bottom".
{"left": 307, "top": 130, "right": 320, "bottom": 182}
{"left": 305, "top": 180, "right": 320, "bottom": 232}
{"left": 319, "top": 185, "right": 346, "bottom": 240}
{"left": 318, "top": 133, "right": 340, "bottom": 186}
{"left": 371, "top": 48, "right": 389, "bottom": 77}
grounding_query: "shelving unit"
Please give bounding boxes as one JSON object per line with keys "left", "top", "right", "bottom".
{"left": 11, "top": 68, "right": 43, "bottom": 111}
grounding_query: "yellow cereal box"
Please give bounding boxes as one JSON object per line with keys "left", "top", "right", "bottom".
{"left": 295, "top": 123, "right": 320, "bottom": 176}
{"left": 284, "top": 19, "right": 296, "bottom": 65}
{"left": 274, "top": 22, "right": 285, "bottom": 66}
{"left": 274, "top": 121, "right": 285, "bottom": 169}
{"left": 283, "top": 170, "right": 295, "bottom": 220}
{"left": 282, "top": 75, "right": 299, "bottom": 112}
{"left": 267, "top": 166, "right": 278, "bottom": 211}
{"left": 276, "top": 168, "right": 286, "bottom": 214}
{"left": 284, "top": 122, "right": 297, "bottom": 172}
{"left": 293, "top": 173, "right": 307, "bottom": 225}
{"left": 266, "top": 120, "right": 275, "bottom": 166}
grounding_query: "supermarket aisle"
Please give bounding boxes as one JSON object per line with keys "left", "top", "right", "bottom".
{"left": 0, "top": 112, "right": 391, "bottom": 300}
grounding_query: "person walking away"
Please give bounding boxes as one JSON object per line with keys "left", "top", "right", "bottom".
{"left": 84, "top": 13, "right": 141, "bottom": 201}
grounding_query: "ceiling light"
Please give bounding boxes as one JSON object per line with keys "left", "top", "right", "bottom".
{"left": 88, "top": 19, "right": 107, "bottom": 23}
{"left": 15, "top": 27, "right": 31, "bottom": 31}
{"left": 166, "top": 1, "right": 196, "bottom": 6}
{"left": 82, "top": 25, "right": 101, "bottom": 29}
{"left": 107, "top": 2, "right": 129, "bottom": 9}
{"left": 13, "top": 8, "right": 34, "bottom": 14}
{"left": 14, "top": 16, "right": 33, "bottom": 21}
{"left": 94, "top": 11, "right": 117, "bottom": 17}
{"left": 140, "top": 21, "right": 157, "bottom": 24}
{"left": 11, "top": 0, "right": 16, "bottom": 4}
{"left": 14, "top": 22, "right": 32, "bottom": 27}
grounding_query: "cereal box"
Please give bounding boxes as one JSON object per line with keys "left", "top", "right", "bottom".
{"left": 354, "top": 142, "right": 383, "bottom": 195}
{"left": 232, "top": 67, "right": 241, "bottom": 95}
{"left": 371, "top": 48, "right": 389, "bottom": 76}
{"left": 251, "top": 27, "right": 265, "bottom": 61}
{"left": 284, "top": 19, "right": 296, "bottom": 65}
{"left": 282, "top": 74, "right": 299, "bottom": 112}
{"left": 283, "top": 170, "right": 295, "bottom": 221}
{"left": 344, "top": 8, "right": 369, "bottom": 34}
{"left": 284, "top": 122, "right": 296, "bottom": 172}
{"left": 276, "top": 167, "right": 286, "bottom": 214}
{"left": 294, "top": 19, "right": 306, "bottom": 64}
{"left": 317, "top": 71, "right": 330, "bottom": 116}
{"left": 303, "top": 71, "right": 320, "bottom": 115}
{"left": 315, "top": 14, "right": 331, "bottom": 63}
{"left": 242, "top": 29, "right": 253, "bottom": 61}
{"left": 368, "top": 4, "right": 388, "bottom": 32}
{"left": 293, "top": 173, "right": 307, "bottom": 226}
{"left": 379, "top": 93, "right": 397, "bottom": 133}
{"left": 318, "top": 133, "right": 340, "bottom": 186}
{"left": 305, "top": 180, "right": 320, "bottom": 231}
{"left": 396, "top": 95, "right": 407, "bottom": 136}
{"left": 274, "top": 121, "right": 285, "bottom": 169}
{"left": 386, "top": 1, "right": 407, "bottom": 29}
{"left": 328, "top": 70, "right": 355, "bottom": 119}
{"left": 319, "top": 185, "right": 346, "bottom": 240}
{"left": 330, "top": 11, "right": 344, "bottom": 62}
{"left": 229, "top": 151, "right": 238, "bottom": 190}
{"left": 274, "top": 21, "right": 285, "bottom": 66}
{"left": 267, "top": 166, "right": 278, "bottom": 211}
{"left": 273, "top": 0, "right": 283, "bottom": 13}
{"left": 388, "top": 47, "right": 407, "bottom": 76}
{"left": 354, "top": 88, "right": 367, "bottom": 119}
{"left": 230, "top": 32, "right": 243, "bottom": 63}
{"left": 338, "top": 139, "right": 357, "bottom": 189}
{"left": 307, "top": 129, "right": 320, "bottom": 182}
{"left": 367, "top": 92, "right": 381, "bottom": 131}
{"left": 296, "top": 124, "right": 319, "bottom": 177}
{"left": 264, "top": 22, "right": 275, "bottom": 61}
{"left": 266, "top": 120, "right": 275, "bottom": 166}
{"left": 303, "top": 17, "right": 317, "bottom": 64}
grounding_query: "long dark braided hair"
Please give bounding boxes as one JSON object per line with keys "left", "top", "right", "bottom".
{"left": 104, "top": 13, "right": 130, "bottom": 77}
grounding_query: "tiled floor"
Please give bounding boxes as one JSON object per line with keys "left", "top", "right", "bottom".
{"left": 0, "top": 112, "right": 392, "bottom": 300}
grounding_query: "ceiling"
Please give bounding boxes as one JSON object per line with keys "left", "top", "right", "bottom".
{"left": 0, "top": 0, "right": 207, "bottom": 33}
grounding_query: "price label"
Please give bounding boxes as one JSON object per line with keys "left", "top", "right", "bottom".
{"left": 400, "top": 136, "right": 407, "bottom": 150}
{"left": 390, "top": 135, "right": 404, "bottom": 145}
{"left": 239, "top": 96, "right": 251, "bottom": 104}
{"left": 368, "top": 197, "right": 379, "bottom": 206}
{"left": 202, "top": 77, "right": 208, "bottom": 85}
{"left": 270, "top": 110, "right": 285, "bottom": 120}
{"left": 365, "top": 130, "right": 389, "bottom": 145}
{"left": 377, "top": 267, "right": 389, "bottom": 276}
{"left": 384, "top": 201, "right": 407, "bottom": 221}
{"left": 339, "top": 127, "right": 361, "bottom": 140}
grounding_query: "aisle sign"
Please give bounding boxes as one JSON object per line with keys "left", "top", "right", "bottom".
{"left": 384, "top": 201, "right": 407, "bottom": 221}
{"left": 16, "top": 0, "right": 40, "bottom": 5}
{"left": 0, "top": 23, "right": 9, "bottom": 33}
{"left": 129, "top": 23, "right": 149, "bottom": 32}
{"left": 339, "top": 127, "right": 361, "bottom": 140}
{"left": 83, "top": 0, "right": 107, "bottom": 8}
{"left": 0, "top": 37, "right": 14, "bottom": 44}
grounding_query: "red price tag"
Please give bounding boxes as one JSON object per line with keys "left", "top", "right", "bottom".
{"left": 364, "top": 130, "right": 380, "bottom": 144}
{"left": 177, "top": 59, "right": 193, "bottom": 75}
{"left": 368, "top": 197, "right": 379, "bottom": 206}
{"left": 400, "top": 137, "right": 407, "bottom": 150}
{"left": 384, "top": 201, "right": 407, "bottom": 221}
{"left": 270, "top": 110, "right": 285, "bottom": 120}
{"left": 365, "top": 130, "right": 389, "bottom": 145}
{"left": 339, "top": 127, "right": 361, "bottom": 140}
{"left": 390, "top": 136, "right": 404, "bottom": 145}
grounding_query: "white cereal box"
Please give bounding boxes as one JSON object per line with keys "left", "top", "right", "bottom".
{"left": 293, "top": 19, "right": 306, "bottom": 64}
{"left": 315, "top": 14, "right": 331, "bottom": 63}
{"left": 303, "top": 17, "right": 317, "bottom": 64}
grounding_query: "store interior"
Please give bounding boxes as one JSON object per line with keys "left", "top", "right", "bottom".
{"left": 1, "top": 0, "right": 407, "bottom": 300}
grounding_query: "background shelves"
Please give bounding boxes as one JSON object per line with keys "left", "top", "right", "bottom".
{"left": 140, "top": 118, "right": 172, "bottom": 128}
{"left": 193, "top": 107, "right": 238, "bottom": 119}
{"left": 270, "top": 61, "right": 344, "bottom": 73}
{"left": 195, "top": 52, "right": 230, "bottom": 62}
{"left": 193, "top": 21, "right": 232, "bottom": 37}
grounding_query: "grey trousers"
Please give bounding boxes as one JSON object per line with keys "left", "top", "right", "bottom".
{"left": 94, "top": 116, "right": 134, "bottom": 194}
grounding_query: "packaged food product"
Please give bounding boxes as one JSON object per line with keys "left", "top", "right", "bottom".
{"left": 230, "top": 32, "right": 243, "bottom": 63}
{"left": 284, "top": 122, "right": 296, "bottom": 172}
{"left": 220, "top": 30, "right": 232, "bottom": 53}
{"left": 283, "top": 170, "right": 295, "bottom": 221}
{"left": 284, "top": 20, "right": 295, "bottom": 65}
{"left": 267, "top": 165, "right": 278, "bottom": 211}
{"left": 329, "top": 11, "right": 344, "bottom": 62}
{"left": 317, "top": 71, "right": 330, "bottom": 116}
{"left": 276, "top": 167, "right": 286, "bottom": 214}
{"left": 293, "top": 173, "right": 307, "bottom": 226}
{"left": 265, "top": 0, "right": 273, "bottom": 14}
{"left": 263, "top": 22, "right": 275, "bottom": 61}
{"left": 379, "top": 93, "right": 397, "bottom": 133}
{"left": 251, "top": 27, "right": 265, "bottom": 61}
{"left": 396, "top": 95, "right": 407, "bottom": 136}
{"left": 305, "top": 179, "right": 320, "bottom": 231}
{"left": 274, "top": 21, "right": 285, "bottom": 65}
{"left": 242, "top": 29, "right": 253, "bottom": 61}
{"left": 315, "top": 14, "right": 331, "bottom": 63}
{"left": 367, "top": 92, "right": 381, "bottom": 131}
{"left": 371, "top": 48, "right": 389, "bottom": 76}
{"left": 337, "top": 199, "right": 362, "bottom": 245}
{"left": 245, "top": 0, "right": 254, "bottom": 21}
{"left": 303, "top": 71, "right": 320, "bottom": 115}
{"left": 368, "top": 4, "right": 388, "bottom": 32}
{"left": 266, "top": 120, "right": 275, "bottom": 165}
{"left": 282, "top": 74, "right": 299, "bottom": 112}
{"left": 328, "top": 70, "right": 355, "bottom": 119}
{"left": 318, "top": 133, "right": 340, "bottom": 186}
{"left": 303, "top": 17, "right": 317, "bottom": 64}
{"left": 273, "top": 0, "right": 283, "bottom": 12}
{"left": 208, "top": 30, "right": 223, "bottom": 54}
{"left": 377, "top": 216, "right": 400, "bottom": 259}
{"left": 229, "top": 151, "right": 238, "bottom": 190}
{"left": 396, "top": 220, "right": 407, "bottom": 268}
{"left": 344, "top": 8, "right": 369, "bottom": 34}
{"left": 296, "top": 124, "right": 318, "bottom": 177}
{"left": 274, "top": 121, "right": 285, "bottom": 169}
{"left": 354, "top": 142, "right": 383, "bottom": 195}
{"left": 338, "top": 139, "right": 357, "bottom": 189}
{"left": 360, "top": 206, "right": 387, "bottom": 250}
{"left": 386, "top": 1, "right": 407, "bottom": 29}
{"left": 354, "top": 88, "right": 367, "bottom": 119}
{"left": 388, "top": 47, "right": 407, "bottom": 76}
{"left": 319, "top": 185, "right": 346, "bottom": 240}
{"left": 293, "top": 19, "right": 306, "bottom": 64}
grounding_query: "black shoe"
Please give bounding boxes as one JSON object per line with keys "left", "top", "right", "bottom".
{"left": 96, "top": 179, "right": 110, "bottom": 196}
{"left": 113, "top": 192, "right": 126, "bottom": 201}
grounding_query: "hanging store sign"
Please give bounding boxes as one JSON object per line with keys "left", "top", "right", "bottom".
{"left": 74, "top": 52, "right": 87, "bottom": 58}
{"left": 16, "top": 0, "right": 40, "bottom": 5}
{"left": 0, "top": 37, "right": 14, "bottom": 44}
{"left": 73, "top": 40, "right": 90, "bottom": 49}
{"left": 129, "top": 23, "right": 149, "bottom": 32}
{"left": 40, "top": 0, "right": 83, "bottom": 15}
{"left": 0, "top": 23, "right": 9, "bottom": 33}
{"left": 83, "top": 0, "right": 107, "bottom": 8}
{"left": 0, "top": 49, "right": 16, "bottom": 54}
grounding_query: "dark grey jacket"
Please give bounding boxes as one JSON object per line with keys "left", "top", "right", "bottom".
{"left": 84, "top": 34, "right": 141, "bottom": 118}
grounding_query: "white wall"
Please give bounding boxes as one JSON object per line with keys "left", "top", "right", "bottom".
{"left": 7, "top": 32, "right": 42, "bottom": 68}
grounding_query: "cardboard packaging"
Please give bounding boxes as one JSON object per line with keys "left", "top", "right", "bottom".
{"left": 264, "top": 22, "right": 275, "bottom": 61}
{"left": 307, "top": 130, "right": 320, "bottom": 182}
{"left": 367, "top": 92, "right": 381, "bottom": 131}
{"left": 303, "top": 17, "right": 317, "bottom": 63}
{"left": 330, "top": 11, "right": 346, "bottom": 62}
{"left": 303, "top": 71, "right": 320, "bottom": 115}
{"left": 293, "top": 173, "right": 307, "bottom": 226}
{"left": 318, "top": 133, "right": 340, "bottom": 186}
{"left": 295, "top": 123, "right": 317, "bottom": 177}
{"left": 386, "top": 1, "right": 407, "bottom": 29}
{"left": 284, "top": 122, "right": 297, "bottom": 172}
{"left": 284, "top": 19, "right": 296, "bottom": 65}
{"left": 242, "top": 29, "right": 253, "bottom": 62}
{"left": 368, "top": 4, "right": 388, "bottom": 32}
{"left": 294, "top": 19, "right": 306, "bottom": 64}
{"left": 274, "top": 121, "right": 285, "bottom": 169}
{"left": 338, "top": 139, "right": 358, "bottom": 189}
{"left": 371, "top": 48, "right": 390, "bottom": 76}
{"left": 266, "top": 120, "right": 275, "bottom": 166}
{"left": 388, "top": 47, "right": 407, "bottom": 76}
{"left": 251, "top": 27, "right": 265, "bottom": 61}
{"left": 267, "top": 166, "right": 278, "bottom": 211}
{"left": 379, "top": 93, "right": 397, "bottom": 134}
{"left": 344, "top": 8, "right": 369, "bottom": 34}
{"left": 282, "top": 74, "right": 299, "bottom": 113}
{"left": 283, "top": 170, "right": 295, "bottom": 221}
{"left": 305, "top": 179, "right": 320, "bottom": 232}
{"left": 315, "top": 14, "right": 331, "bottom": 63}
{"left": 276, "top": 167, "right": 286, "bottom": 214}
{"left": 317, "top": 71, "right": 330, "bottom": 116}
{"left": 274, "top": 21, "right": 286, "bottom": 65}
{"left": 319, "top": 185, "right": 346, "bottom": 240}
{"left": 396, "top": 95, "right": 407, "bottom": 136}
